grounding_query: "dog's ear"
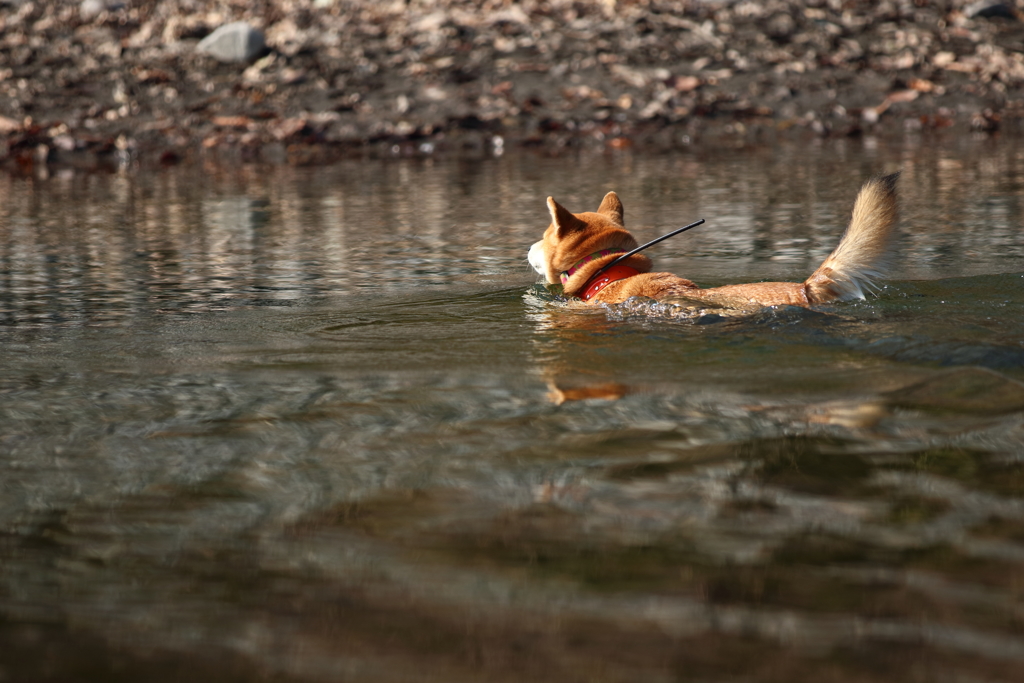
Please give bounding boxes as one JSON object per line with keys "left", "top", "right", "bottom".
{"left": 596, "top": 191, "right": 624, "bottom": 225}
{"left": 547, "top": 197, "right": 587, "bottom": 236}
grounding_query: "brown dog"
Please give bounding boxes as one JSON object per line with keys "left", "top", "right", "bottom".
{"left": 528, "top": 173, "right": 900, "bottom": 307}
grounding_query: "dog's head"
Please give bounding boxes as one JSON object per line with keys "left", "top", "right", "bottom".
{"left": 528, "top": 191, "right": 641, "bottom": 285}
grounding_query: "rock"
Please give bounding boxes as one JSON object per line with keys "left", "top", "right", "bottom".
{"left": 766, "top": 13, "right": 797, "bottom": 41}
{"left": 79, "top": 0, "right": 124, "bottom": 21}
{"left": 79, "top": 0, "right": 106, "bottom": 20}
{"left": 196, "top": 22, "right": 266, "bottom": 64}
{"left": 0, "top": 115, "right": 21, "bottom": 134}
{"left": 964, "top": 1, "right": 1017, "bottom": 19}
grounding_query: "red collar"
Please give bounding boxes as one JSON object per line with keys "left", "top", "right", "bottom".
{"left": 578, "top": 264, "right": 641, "bottom": 301}
{"left": 560, "top": 248, "right": 628, "bottom": 285}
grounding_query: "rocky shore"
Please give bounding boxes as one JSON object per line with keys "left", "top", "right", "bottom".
{"left": 3, "top": 0, "right": 1024, "bottom": 171}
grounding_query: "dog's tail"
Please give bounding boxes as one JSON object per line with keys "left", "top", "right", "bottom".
{"left": 804, "top": 172, "right": 900, "bottom": 304}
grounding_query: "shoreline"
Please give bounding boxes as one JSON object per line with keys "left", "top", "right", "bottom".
{"left": 3, "top": 0, "right": 1024, "bottom": 172}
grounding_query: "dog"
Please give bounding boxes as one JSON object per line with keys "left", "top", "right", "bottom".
{"left": 528, "top": 173, "right": 900, "bottom": 307}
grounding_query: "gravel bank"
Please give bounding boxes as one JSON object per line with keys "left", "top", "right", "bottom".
{"left": 3, "top": 0, "right": 1024, "bottom": 171}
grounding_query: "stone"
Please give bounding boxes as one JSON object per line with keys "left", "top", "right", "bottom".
{"left": 196, "top": 22, "right": 266, "bottom": 64}
{"left": 79, "top": 0, "right": 124, "bottom": 21}
{"left": 79, "top": 0, "right": 105, "bottom": 20}
{"left": 964, "top": 1, "right": 1017, "bottom": 19}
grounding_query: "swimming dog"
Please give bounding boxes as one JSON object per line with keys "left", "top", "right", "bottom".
{"left": 528, "top": 173, "right": 900, "bottom": 307}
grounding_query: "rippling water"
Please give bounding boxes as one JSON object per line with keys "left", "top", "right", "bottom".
{"left": 2, "top": 137, "right": 1024, "bottom": 682}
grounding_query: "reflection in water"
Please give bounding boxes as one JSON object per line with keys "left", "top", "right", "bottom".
{"left": 1, "top": 139, "right": 1024, "bottom": 681}
{"left": 2, "top": 135, "right": 1024, "bottom": 329}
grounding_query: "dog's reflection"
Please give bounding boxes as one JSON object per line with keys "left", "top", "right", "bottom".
{"left": 526, "top": 303, "right": 640, "bottom": 405}
{"left": 526, "top": 298, "right": 889, "bottom": 431}
{"left": 547, "top": 381, "right": 630, "bottom": 405}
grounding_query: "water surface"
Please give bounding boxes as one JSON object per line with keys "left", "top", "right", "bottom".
{"left": 2, "top": 136, "right": 1024, "bottom": 682}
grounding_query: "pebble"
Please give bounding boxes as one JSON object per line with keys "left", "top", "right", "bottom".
{"left": 79, "top": 0, "right": 123, "bottom": 21}
{"left": 963, "top": 1, "right": 1017, "bottom": 19}
{"left": 196, "top": 22, "right": 266, "bottom": 64}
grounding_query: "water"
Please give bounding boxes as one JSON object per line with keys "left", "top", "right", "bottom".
{"left": 2, "top": 136, "right": 1024, "bottom": 682}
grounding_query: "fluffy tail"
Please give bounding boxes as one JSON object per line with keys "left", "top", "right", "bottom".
{"left": 804, "top": 172, "right": 900, "bottom": 303}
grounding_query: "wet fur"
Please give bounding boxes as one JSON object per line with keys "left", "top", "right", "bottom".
{"left": 528, "top": 174, "right": 900, "bottom": 307}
